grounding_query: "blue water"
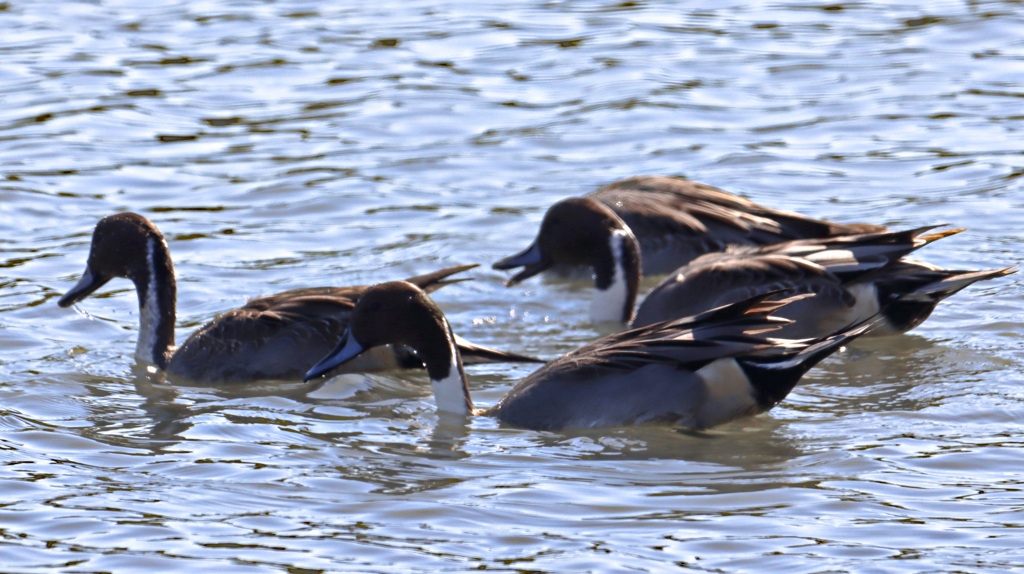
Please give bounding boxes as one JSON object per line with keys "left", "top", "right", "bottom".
{"left": 2, "top": 1, "right": 1023, "bottom": 572}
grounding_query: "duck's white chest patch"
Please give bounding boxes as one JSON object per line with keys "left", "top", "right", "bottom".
{"left": 430, "top": 328, "right": 472, "bottom": 416}
{"left": 431, "top": 360, "right": 471, "bottom": 416}
{"left": 591, "top": 230, "right": 631, "bottom": 323}
{"left": 694, "top": 358, "right": 758, "bottom": 427}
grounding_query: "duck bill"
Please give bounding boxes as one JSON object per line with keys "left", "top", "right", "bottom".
{"left": 58, "top": 265, "right": 110, "bottom": 308}
{"left": 303, "top": 330, "right": 366, "bottom": 381}
{"left": 492, "top": 241, "right": 550, "bottom": 286}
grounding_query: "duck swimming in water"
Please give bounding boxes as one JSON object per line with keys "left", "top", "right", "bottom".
{"left": 634, "top": 228, "right": 1016, "bottom": 338}
{"left": 493, "top": 197, "right": 1012, "bottom": 335}
{"left": 496, "top": 175, "right": 885, "bottom": 277}
{"left": 58, "top": 212, "right": 538, "bottom": 384}
{"left": 303, "top": 281, "right": 873, "bottom": 431}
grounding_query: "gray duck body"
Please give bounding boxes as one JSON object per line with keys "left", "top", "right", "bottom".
{"left": 304, "top": 282, "right": 873, "bottom": 431}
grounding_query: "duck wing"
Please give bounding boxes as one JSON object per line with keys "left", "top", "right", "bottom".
{"left": 491, "top": 295, "right": 872, "bottom": 430}
{"left": 633, "top": 254, "right": 842, "bottom": 329}
{"left": 170, "top": 288, "right": 359, "bottom": 383}
{"left": 590, "top": 176, "right": 885, "bottom": 273}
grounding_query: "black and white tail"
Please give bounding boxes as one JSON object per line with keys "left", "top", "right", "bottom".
{"left": 739, "top": 318, "right": 878, "bottom": 410}
{"left": 878, "top": 265, "right": 1016, "bottom": 333}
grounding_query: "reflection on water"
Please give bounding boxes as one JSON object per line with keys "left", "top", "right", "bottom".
{"left": 2, "top": 0, "right": 1024, "bottom": 572}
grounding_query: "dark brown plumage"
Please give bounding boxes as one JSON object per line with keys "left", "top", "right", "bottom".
{"left": 59, "top": 213, "right": 538, "bottom": 384}
{"left": 590, "top": 175, "right": 885, "bottom": 274}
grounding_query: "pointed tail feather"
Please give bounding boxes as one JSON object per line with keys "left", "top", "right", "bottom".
{"left": 752, "top": 225, "right": 961, "bottom": 281}
{"left": 454, "top": 334, "right": 544, "bottom": 365}
{"left": 403, "top": 264, "right": 479, "bottom": 293}
{"left": 917, "top": 226, "right": 965, "bottom": 245}
{"left": 871, "top": 265, "right": 1015, "bottom": 333}
{"left": 899, "top": 266, "right": 1016, "bottom": 303}
{"left": 823, "top": 225, "right": 961, "bottom": 284}
{"left": 741, "top": 316, "right": 879, "bottom": 408}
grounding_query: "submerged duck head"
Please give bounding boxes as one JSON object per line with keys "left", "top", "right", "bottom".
{"left": 494, "top": 197, "right": 636, "bottom": 284}
{"left": 305, "top": 281, "right": 463, "bottom": 382}
{"left": 304, "top": 280, "right": 474, "bottom": 414}
{"left": 58, "top": 212, "right": 171, "bottom": 308}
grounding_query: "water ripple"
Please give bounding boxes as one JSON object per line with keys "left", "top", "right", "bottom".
{"left": 1, "top": 0, "right": 1023, "bottom": 571}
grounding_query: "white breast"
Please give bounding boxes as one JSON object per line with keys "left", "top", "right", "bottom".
{"left": 135, "top": 237, "right": 168, "bottom": 364}
{"left": 590, "top": 229, "right": 632, "bottom": 323}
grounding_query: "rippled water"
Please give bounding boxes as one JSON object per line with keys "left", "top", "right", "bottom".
{"left": 2, "top": 0, "right": 1023, "bottom": 571}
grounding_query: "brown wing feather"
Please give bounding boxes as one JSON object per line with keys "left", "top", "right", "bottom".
{"left": 170, "top": 289, "right": 357, "bottom": 383}
{"left": 591, "top": 176, "right": 885, "bottom": 250}
{"left": 167, "top": 265, "right": 523, "bottom": 383}
{"left": 534, "top": 297, "right": 797, "bottom": 384}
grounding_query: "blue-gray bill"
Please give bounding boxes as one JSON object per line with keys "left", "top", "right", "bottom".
{"left": 303, "top": 330, "right": 366, "bottom": 381}
{"left": 492, "top": 240, "right": 549, "bottom": 286}
{"left": 58, "top": 266, "right": 109, "bottom": 308}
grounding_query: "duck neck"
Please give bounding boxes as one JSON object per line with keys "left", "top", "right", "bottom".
{"left": 422, "top": 322, "right": 474, "bottom": 416}
{"left": 132, "top": 235, "right": 177, "bottom": 369}
{"left": 591, "top": 228, "right": 641, "bottom": 323}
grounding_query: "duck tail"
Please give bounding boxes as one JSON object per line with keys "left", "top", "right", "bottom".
{"left": 916, "top": 226, "right": 966, "bottom": 245}
{"left": 454, "top": 334, "right": 544, "bottom": 365}
{"left": 871, "top": 265, "right": 1016, "bottom": 333}
{"left": 816, "top": 225, "right": 962, "bottom": 284}
{"left": 404, "top": 264, "right": 479, "bottom": 293}
{"left": 897, "top": 266, "right": 1016, "bottom": 303}
{"left": 739, "top": 318, "right": 878, "bottom": 409}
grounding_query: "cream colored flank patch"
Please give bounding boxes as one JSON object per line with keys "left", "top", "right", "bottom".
{"left": 841, "top": 282, "right": 882, "bottom": 326}
{"left": 694, "top": 358, "right": 758, "bottom": 427}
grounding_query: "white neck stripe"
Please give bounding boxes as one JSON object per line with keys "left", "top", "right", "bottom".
{"left": 135, "top": 237, "right": 168, "bottom": 365}
{"left": 430, "top": 325, "right": 472, "bottom": 415}
{"left": 591, "top": 229, "right": 631, "bottom": 323}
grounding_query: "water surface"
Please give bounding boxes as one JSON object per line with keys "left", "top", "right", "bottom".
{"left": 2, "top": 1, "right": 1023, "bottom": 572}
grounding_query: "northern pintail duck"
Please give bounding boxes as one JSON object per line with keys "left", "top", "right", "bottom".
{"left": 303, "top": 281, "right": 873, "bottom": 431}
{"left": 634, "top": 228, "right": 1016, "bottom": 338}
{"left": 495, "top": 175, "right": 885, "bottom": 277}
{"left": 491, "top": 198, "right": 1013, "bottom": 333}
{"left": 58, "top": 212, "right": 538, "bottom": 384}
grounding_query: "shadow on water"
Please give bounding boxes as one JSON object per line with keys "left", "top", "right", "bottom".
{"left": 69, "top": 367, "right": 195, "bottom": 452}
